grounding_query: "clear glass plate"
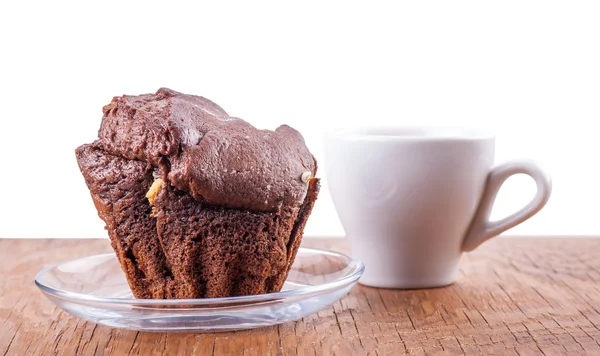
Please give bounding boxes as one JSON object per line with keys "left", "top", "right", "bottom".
{"left": 35, "top": 247, "right": 364, "bottom": 332}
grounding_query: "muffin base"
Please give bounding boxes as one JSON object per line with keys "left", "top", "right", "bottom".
{"left": 76, "top": 142, "right": 320, "bottom": 299}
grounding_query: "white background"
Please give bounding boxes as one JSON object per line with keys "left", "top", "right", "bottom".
{"left": 0, "top": 1, "right": 598, "bottom": 238}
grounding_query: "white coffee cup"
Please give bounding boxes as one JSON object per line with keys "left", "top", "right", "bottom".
{"left": 324, "top": 126, "right": 552, "bottom": 289}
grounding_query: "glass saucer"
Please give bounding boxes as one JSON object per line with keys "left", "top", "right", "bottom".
{"left": 35, "top": 247, "right": 364, "bottom": 332}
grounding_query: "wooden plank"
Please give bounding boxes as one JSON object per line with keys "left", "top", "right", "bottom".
{"left": 1, "top": 237, "right": 600, "bottom": 355}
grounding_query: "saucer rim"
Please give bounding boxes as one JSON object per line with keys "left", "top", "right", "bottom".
{"left": 34, "top": 247, "right": 365, "bottom": 307}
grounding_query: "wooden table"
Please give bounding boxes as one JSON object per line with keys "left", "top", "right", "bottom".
{"left": 2, "top": 238, "right": 600, "bottom": 355}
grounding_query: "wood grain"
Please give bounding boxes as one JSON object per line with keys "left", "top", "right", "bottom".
{"left": 2, "top": 237, "right": 600, "bottom": 355}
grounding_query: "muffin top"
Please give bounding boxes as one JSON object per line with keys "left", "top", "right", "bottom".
{"left": 98, "top": 88, "right": 317, "bottom": 212}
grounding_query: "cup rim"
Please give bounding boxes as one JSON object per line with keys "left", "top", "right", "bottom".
{"left": 325, "top": 126, "right": 496, "bottom": 141}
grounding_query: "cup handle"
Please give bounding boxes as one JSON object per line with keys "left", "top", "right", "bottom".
{"left": 462, "top": 159, "right": 552, "bottom": 252}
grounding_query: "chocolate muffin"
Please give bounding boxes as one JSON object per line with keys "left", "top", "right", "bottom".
{"left": 75, "top": 88, "right": 320, "bottom": 299}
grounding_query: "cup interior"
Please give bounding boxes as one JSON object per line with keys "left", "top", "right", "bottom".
{"left": 329, "top": 126, "right": 494, "bottom": 140}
